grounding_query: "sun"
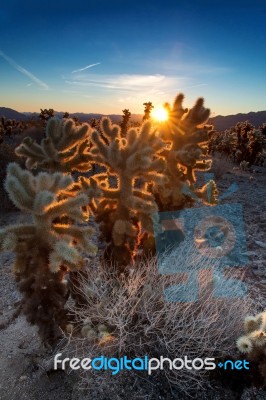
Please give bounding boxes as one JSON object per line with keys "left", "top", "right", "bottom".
{"left": 151, "top": 107, "right": 169, "bottom": 122}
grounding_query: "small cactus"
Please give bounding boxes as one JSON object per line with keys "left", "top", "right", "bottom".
{"left": 237, "top": 311, "right": 266, "bottom": 381}
{"left": 240, "top": 160, "right": 250, "bottom": 171}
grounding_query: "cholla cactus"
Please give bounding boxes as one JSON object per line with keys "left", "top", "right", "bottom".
{"left": 154, "top": 94, "right": 217, "bottom": 210}
{"left": 15, "top": 117, "right": 92, "bottom": 172}
{"left": 248, "top": 129, "right": 266, "bottom": 164}
{"left": 255, "top": 149, "right": 266, "bottom": 166}
{"left": 0, "top": 163, "right": 97, "bottom": 343}
{"left": 86, "top": 117, "right": 166, "bottom": 267}
{"left": 39, "top": 108, "right": 55, "bottom": 121}
{"left": 81, "top": 319, "right": 114, "bottom": 344}
{"left": 237, "top": 311, "right": 266, "bottom": 380}
{"left": 120, "top": 109, "right": 131, "bottom": 137}
{"left": 0, "top": 117, "right": 23, "bottom": 138}
{"left": 143, "top": 101, "right": 154, "bottom": 121}
{"left": 208, "top": 129, "right": 238, "bottom": 159}
{"left": 208, "top": 121, "right": 266, "bottom": 166}
{"left": 240, "top": 160, "right": 250, "bottom": 171}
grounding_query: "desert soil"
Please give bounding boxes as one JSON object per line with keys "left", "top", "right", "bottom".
{"left": 0, "top": 160, "right": 265, "bottom": 400}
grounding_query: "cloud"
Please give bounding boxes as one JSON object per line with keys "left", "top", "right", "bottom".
{"left": 141, "top": 58, "right": 232, "bottom": 75}
{"left": 64, "top": 72, "right": 194, "bottom": 113}
{"left": 118, "top": 96, "right": 133, "bottom": 103}
{"left": 63, "top": 72, "right": 209, "bottom": 112}
{"left": 72, "top": 62, "right": 101, "bottom": 73}
{"left": 0, "top": 50, "right": 49, "bottom": 90}
{"left": 64, "top": 73, "right": 187, "bottom": 93}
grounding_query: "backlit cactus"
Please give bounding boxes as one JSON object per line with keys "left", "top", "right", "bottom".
{"left": 154, "top": 94, "right": 217, "bottom": 210}
{"left": 1, "top": 93, "right": 223, "bottom": 343}
{"left": 86, "top": 117, "right": 166, "bottom": 267}
{"left": 13, "top": 93, "right": 219, "bottom": 268}
{"left": 0, "top": 163, "right": 97, "bottom": 343}
{"left": 15, "top": 117, "right": 92, "bottom": 172}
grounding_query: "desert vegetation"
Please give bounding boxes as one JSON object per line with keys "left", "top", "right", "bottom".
{"left": 208, "top": 121, "right": 266, "bottom": 168}
{"left": 0, "top": 93, "right": 265, "bottom": 398}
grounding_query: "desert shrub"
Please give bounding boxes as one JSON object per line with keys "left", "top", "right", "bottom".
{"left": 208, "top": 121, "right": 266, "bottom": 166}
{"left": 63, "top": 242, "right": 259, "bottom": 396}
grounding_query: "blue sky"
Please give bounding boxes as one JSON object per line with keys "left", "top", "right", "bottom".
{"left": 0, "top": 0, "right": 266, "bottom": 115}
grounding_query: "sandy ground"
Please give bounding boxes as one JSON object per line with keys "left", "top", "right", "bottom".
{"left": 0, "top": 161, "right": 265, "bottom": 400}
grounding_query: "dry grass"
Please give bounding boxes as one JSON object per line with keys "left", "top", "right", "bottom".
{"left": 55, "top": 243, "right": 263, "bottom": 396}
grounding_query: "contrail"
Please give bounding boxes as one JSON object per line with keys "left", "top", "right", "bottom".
{"left": 0, "top": 50, "right": 49, "bottom": 90}
{"left": 72, "top": 62, "right": 101, "bottom": 73}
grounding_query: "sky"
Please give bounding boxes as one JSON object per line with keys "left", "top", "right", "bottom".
{"left": 0, "top": 0, "right": 266, "bottom": 116}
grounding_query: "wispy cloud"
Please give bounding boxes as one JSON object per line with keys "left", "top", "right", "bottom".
{"left": 63, "top": 72, "right": 192, "bottom": 111}
{"left": 65, "top": 73, "right": 187, "bottom": 93}
{"left": 139, "top": 57, "right": 232, "bottom": 75}
{"left": 72, "top": 62, "right": 101, "bottom": 73}
{"left": 63, "top": 72, "right": 210, "bottom": 112}
{"left": 0, "top": 50, "right": 49, "bottom": 90}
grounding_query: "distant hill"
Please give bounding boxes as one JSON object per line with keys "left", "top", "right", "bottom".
{"left": 0, "top": 107, "right": 28, "bottom": 121}
{"left": 27, "top": 110, "right": 266, "bottom": 130}
{"left": 209, "top": 111, "right": 266, "bottom": 131}
{"left": 21, "top": 111, "right": 142, "bottom": 124}
{"left": 2, "top": 107, "right": 266, "bottom": 131}
{"left": 53, "top": 112, "right": 143, "bottom": 124}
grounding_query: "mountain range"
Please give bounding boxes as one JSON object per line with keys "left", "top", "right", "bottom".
{"left": 1, "top": 107, "right": 266, "bottom": 132}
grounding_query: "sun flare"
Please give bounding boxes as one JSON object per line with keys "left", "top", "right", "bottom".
{"left": 151, "top": 107, "right": 169, "bottom": 122}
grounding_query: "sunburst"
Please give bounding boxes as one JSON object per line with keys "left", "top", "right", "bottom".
{"left": 151, "top": 107, "right": 169, "bottom": 122}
